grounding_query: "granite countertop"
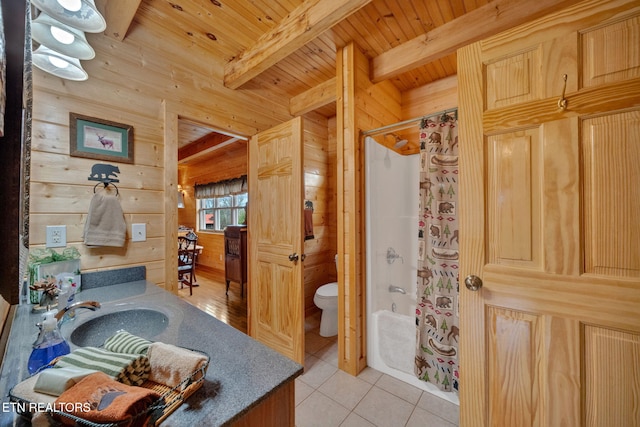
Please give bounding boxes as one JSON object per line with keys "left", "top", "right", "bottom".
{"left": 0, "top": 280, "right": 303, "bottom": 426}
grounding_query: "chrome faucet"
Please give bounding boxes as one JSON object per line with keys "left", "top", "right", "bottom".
{"left": 388, "top": 285, "right": 407, "bottom": 294}
{"left": 55, "top": 301, "right": 101, "bottom": 324}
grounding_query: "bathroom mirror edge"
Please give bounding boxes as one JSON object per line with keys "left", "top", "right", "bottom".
{"left": 0, "top": 0, "right": 29, "bottom": 305}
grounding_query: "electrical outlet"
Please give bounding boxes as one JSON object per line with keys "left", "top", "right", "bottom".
{"left": 46, "top": 225, "right": 66, "bottom": 248}
{"left": 131, "top": 223, "right": 146, "bottom": 242}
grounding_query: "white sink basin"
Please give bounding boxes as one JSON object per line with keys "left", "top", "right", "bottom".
{"left": 69, "top": 308, "right": 169, "bottom": 347}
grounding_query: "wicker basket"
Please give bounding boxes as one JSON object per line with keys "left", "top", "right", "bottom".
{"left": 9, "top": 348, "right": 209, "bottom": 426}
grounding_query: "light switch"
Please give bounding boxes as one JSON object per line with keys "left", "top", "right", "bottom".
{"left": 131, "top": 223, "right": 146, "bottom": 242}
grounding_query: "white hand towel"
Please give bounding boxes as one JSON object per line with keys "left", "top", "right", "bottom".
{"left": 83, "top": 192, "right": 127, "bottom": 247}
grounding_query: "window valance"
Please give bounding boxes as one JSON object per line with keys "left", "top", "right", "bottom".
{"left": 194, "top": 175, "right": 247, "bottom": 199}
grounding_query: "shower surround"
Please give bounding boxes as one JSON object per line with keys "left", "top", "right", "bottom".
{"left": 364, "top": 136, "right": 459, "bottom": 405}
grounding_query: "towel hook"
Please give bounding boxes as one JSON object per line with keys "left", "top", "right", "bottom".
{"left": 93, "top": 181, "right": 119, "bottom": 196}
{"left": 557, "top": 74, "right": 568, "bottom": 110}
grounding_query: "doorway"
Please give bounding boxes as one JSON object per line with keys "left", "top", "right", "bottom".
{"left": 172, "top": 116, "right": 250, "bottom": 330}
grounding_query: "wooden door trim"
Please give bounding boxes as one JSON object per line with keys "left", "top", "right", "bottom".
{"left": 163, "top": 102, "right": 180, "bottom": 292}
{"left": 458, "top": 40, "right": 488, "bottom": 427}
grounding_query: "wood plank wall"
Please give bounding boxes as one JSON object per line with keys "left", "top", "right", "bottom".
{"left": 402, "top": 75, "right": 458, "bottom": 125}
{"left": 31, "top": 89, "right": 167, "bottom": 285}
{"left": 337, "top": 43, "right": 402, "bottom": 376}
{"left": 302, "top": 113, "right": 336, "bottom": 316}
{"left": 29, "top": 20, "right": 292, "bottom": 291}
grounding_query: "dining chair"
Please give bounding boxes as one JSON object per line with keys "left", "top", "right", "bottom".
{"left": 178, "top": 231, "right": 198, "bottom": 295}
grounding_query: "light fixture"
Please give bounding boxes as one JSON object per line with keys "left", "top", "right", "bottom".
{"left": 32, "top": 13, "right": 95, "bottom": 60}
{"left": 33, "top": 45, "right": 88, "bottom": 81}
{"left": 32, "top": 0, "right": 106, "bottom": 33}
{"left": 177, "top": 190, "right": 185, "bottom": 209}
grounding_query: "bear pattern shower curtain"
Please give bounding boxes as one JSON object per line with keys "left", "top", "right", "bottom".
{"left": 415, "top": 110, "right": 459, "bottom": 392}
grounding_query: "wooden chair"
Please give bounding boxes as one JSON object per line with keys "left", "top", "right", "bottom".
{"left": 178, "top": 231, "right": 198, "bottom": 295}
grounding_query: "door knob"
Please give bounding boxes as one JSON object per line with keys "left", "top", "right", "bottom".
{"left": 288, "top": 253, "right": 299, "bottom": 262}
{"left": 464, "top": 275, "right": 482, "bottom": 291}
{"left": 300, "top": 253, "right": 306, "bottom": 262}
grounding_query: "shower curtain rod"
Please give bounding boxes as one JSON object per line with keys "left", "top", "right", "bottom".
{"left": 361, "top": 107, "right": 458, "bottom": 137}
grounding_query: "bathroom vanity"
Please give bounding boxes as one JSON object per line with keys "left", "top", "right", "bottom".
{"left": 0, "top": 275, "right": 302, "bottom": 426}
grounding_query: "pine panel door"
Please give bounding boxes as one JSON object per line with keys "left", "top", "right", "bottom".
{"left": 248, "top": 117, "right": 305, "bottom": 364}
{"left": 458, "top": 1, "right": 640, "bottom": 426}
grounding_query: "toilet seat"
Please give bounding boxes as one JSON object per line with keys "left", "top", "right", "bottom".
{"left": 314, "top": 281, "right": 338, "bottom": 337}
{"left": 315, "top": 282, "right": 338, "bottom": 299}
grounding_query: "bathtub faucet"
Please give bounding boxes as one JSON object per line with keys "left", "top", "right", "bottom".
{"left": 388, "top": 285, "right": 407, "bottom": 294}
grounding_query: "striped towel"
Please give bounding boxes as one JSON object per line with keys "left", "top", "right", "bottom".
{"left": 104, "top": 330, "right": 152, "bottom": 355}
{"left": 54, "top": 347, "right": 150, "bottom": 386}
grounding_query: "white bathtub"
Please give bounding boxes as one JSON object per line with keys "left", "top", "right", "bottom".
{"left": 364, "top": 136, "right": 458, "bottom": 406}
{"left": 368, "top": 309, "right": 459, "bottom": 404}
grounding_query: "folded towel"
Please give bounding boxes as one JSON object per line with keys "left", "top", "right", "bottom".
{"left": 54, "top": 371, "right": 160, "bottom": 427}
{"left": 54, "top": 347, "right": 150, "bottom": 386}
{"left": 146, "top": 342, "right": 208, "bottom": 389}
{"left": 34, "top": 366, "right": 99, "bottom": 396}
{"left": 9, "top": 373, "right": 56, "bottom": 406}
{"left": 83, "top": 192, "right": 127, "bottom": 247}
{"left": 104, "top": 330, "right": 152, "bottom": 355}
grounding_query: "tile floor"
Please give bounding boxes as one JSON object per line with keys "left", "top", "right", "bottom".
{"left": 296, "top": 314, "right": 459, "bottom": 427}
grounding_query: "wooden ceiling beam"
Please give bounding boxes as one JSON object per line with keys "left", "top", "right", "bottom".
{"left": 224, "top": 0, "right": 371, "bottom": 90}
{"left": 178, "top": 133, "right": 234, "bottom": 161}
{"left": 290, "top": 77, "right": 337, "bottom": 116}
{"left": 371, "top": 0, "right": 584, "bottom": 83}
{"left": 95, "top": 0, "right": 142, "bottom": 41}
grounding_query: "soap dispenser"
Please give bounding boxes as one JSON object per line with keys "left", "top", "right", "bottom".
{"left": 27, "top": 308, "right": 70, "bottom": 374}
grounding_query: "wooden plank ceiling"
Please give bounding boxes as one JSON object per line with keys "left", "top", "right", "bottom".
{"left": 103, "top": 0, "right": 581, "bottom": 154}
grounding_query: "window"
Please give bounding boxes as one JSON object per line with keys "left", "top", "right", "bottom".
{"left": 198, "top": 193, "right": 247, "bottom": 232}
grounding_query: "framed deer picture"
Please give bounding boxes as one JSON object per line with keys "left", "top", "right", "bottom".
{"left": 69, "top": 113, "right": 133, "bottom": 164}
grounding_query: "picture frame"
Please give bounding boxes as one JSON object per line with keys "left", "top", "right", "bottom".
{"left": 70, "top": 113, "right": 133, "bottom": 164}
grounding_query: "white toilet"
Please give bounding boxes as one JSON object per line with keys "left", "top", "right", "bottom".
{"left": 314, "top": 255, "right": 339, "bottom": 337}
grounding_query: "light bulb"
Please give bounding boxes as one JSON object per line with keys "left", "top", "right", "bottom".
{"left": 50, "top": 26, "right": 75, "bottom": 45}
{"left": 49, "top": 55, "right": 70, "bottom": 69}
{"left": 56, "top": 0, "right": 82, "bottom": 12}
{"left": 33, "top": 45, "right": 88, "bottom": 80}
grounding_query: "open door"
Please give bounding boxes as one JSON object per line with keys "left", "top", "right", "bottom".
{"left": 458, "top": 1, "right": 640, "bottom": 426}
{"left": 248, "top": 117, "right": 305, "bottom": 364}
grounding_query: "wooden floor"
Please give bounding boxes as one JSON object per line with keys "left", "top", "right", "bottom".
{"left": 177, "top": 267, "right": 248, "bottom": 334}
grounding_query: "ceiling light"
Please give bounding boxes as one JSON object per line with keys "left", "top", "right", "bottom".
{"left": 51, "top": 26, "right": 75, "bottom": 44}
{"left": 32, "top": 13, "right": 95, "bottom": 60}
{"left": 57, "top": 0, "right": 82, "bottom": 12}
{"left": 32, "top": 0, "right": 106, "bottom": 33}
{"left": 48, "top": 55, "right": 69, "bottom": 68}
{"left": 33, "top": 45, "right": 88, "bottom": 81}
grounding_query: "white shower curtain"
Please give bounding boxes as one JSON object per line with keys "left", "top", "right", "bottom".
{"left": 415, "top": 110, "right": 459, "bottom": 392}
